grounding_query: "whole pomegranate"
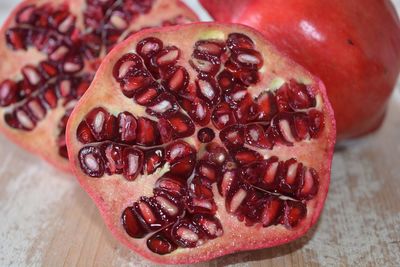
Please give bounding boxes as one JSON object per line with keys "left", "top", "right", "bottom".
{"left": 200, "top": 0, "right": 400, "bottom": 141}
{"left": 66, "top": 23, "right": 336, "bottom": 264}
{"left": 0, "top": 0, "right": 198, "bottom": 171}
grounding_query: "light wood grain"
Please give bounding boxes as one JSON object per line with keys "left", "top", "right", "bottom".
{"left": 1, "top": 1, "right": 400, "bottom": 266}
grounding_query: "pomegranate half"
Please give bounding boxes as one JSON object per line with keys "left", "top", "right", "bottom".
{"left": 200, "top": 0, "right": 400, "bottom": 141}
{"left": 0, "top": 0, "right": 198, "bottom": 171}
{"left": 66, "top": 23, "right": 336, "bottom": 263}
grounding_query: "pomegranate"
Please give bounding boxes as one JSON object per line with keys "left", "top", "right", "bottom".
{"left": 200, "top": 0, "right": 400, "bottom": 141}
{"left": 66, "top": 23, "right": 336, "bottom": 263}
{"left": 0, "top": 0, "right": 198, "bottom": 171}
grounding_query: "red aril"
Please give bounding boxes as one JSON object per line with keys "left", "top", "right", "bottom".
{"left": 200, "top": 0, "right": 400, "bottom": 141}
{"left": 0, "top": 0, "right": 198, "bottom": 171}
{"left": 66, "top": 23, "right": 336, "bottom": 264}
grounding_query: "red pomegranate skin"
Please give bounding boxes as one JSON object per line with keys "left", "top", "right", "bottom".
{"left": 200, "top": 0, "right": 400, "bottom": 141}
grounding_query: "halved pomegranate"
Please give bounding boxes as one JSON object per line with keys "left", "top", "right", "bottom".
{"left": 0, "top": 0, "right": 198, "bottom": 171}
{"left": 66, "top": 23, "right": 336, "bottom": 264}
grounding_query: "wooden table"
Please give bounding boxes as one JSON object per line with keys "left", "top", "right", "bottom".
{"left": 1, "top": 1, "right": 400, "bottom": 266}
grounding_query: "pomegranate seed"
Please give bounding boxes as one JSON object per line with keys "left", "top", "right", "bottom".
{"left": 256, "top": 91, "right": 277, "bottom": 121}
{"left": 196, "top": 78, "right": 220, "bottom": 105}
{"left": 165, "top": 140, "right": 195, "bottom": 163}
{"left": 15, "top": 108, "right": 35, "bottom": 130}
{"left": 42, "top": 86, "right": 58, "bottom": 109}
{"left": 155, "top": 175, "right": 186, "bottom": 196}
{"left": 147, "top": 232, "right": 177, "bottom": 255}
{"left": 233, "top": 148, "right": 263, "bottom": 165}
{"left": 102, "top": 143, "right": 124, "bottom": 175}
{"left": 79, "top": 146, "right": 105, "bottom": 177}
{"left": 27, "top": 97, "right": 46, "bottom": 120}
{"left": 166, "top": 66, "right": 189, "bottom": 93}
{"left": 156, "top": 46, "right": 180, "bottom": 66}
{"left": 109, "top": 11, "right": 128, "bottom": 30}
{"left": 287, "top": 80, "right": 316, "bottom": 110}
{"left": 16, "top": 5, "right": 35, "bottom": 24}
{"left": 143, "top": 148, "right": 164, "bottom": 175}
{"left": 22, "top": 65, "right": 42, "bottom": 87}
{"left": 136, "top": 117, "right": 160, "bottom": 146}
{"left": 136, "top": 37, "right": 163, "bottom": 58}
{"left": 293, "top": 113, "right": 310, "bottom": 140}
{"left": 195, "top": 40, "right": 224, "bottom": 56}
{"left": 181, "top": 97, "right": 211, "bottom": 126}
{"left": 157, "top": 118, "right": 173, "bottom": 143}
{"left": 113, "top": 53, "right": 143, "bottom": 81}
{"left": 197, "top": 127, "right": 215, "bottom": 143}
{"left": 146, "top": 93, "right": 179, "bottom": 117}
{"left": 298, "top": 168, "right": 319, "bottom": 199}
{"left": 167, "top": 113, "right": 195, "bottom": 139}
{"left": 169, "top": 156, "right": 195, "bottom": 177}
{"left": 281, "top": 201, "right": 307, "bottom": 228}
{"left": 261, "top": 197, "right": 284, "bottom": 227}
{"left": 172, "top": 220, "right": 204, "bottom": 248}
{"left": 308, "top": 109, "right": 325, "bottom": 138}
{"left": 122, "top": 147, "right": 144, "bottom": 181}
{"left": 39, "top": 61, "right": 58, "bottom": 78}
{"left": 211, "top": 103, "right": 236, "bottom": 130}
{"left": 245, "top": 124, "right": 274, "bottom": 149}
{"left": 134, "top": 83, "right": 161, "bottom": 106}
{"left": 231, "top": 48, "right": 263, "bottom": 69}
{"left": 227, "top": 33, "right": 255, "bottom": 50}
{"left": 122, "top": 207, "right": 148, "bottom": 238}
{"left": 121, "top": 69, "right": 152, "bottom": 98}
{"left": 192, "top": 214, "right": 223, "bottom": 238}
{"left": 85, "top": 107, "right": 117, "bottom": 141}
{"left": 0, "top": 80, "right": 18, "bottom": 107}
{"left": 220, "top": 125, "right": 245, "bottom": 149}
{"left": 5, "top": 28, "right": 28, "bottom": 50}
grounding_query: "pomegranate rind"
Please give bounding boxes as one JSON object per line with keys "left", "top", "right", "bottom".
{"left": 0, "top": 0, "right": 198, "bottom": 172}
{"left": 66, "top": 23, "right": 336, "bottom": 264}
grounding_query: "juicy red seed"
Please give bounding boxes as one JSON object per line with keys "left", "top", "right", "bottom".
{"left": 196, "top": 77, "right": 220, "bottom": 105}
{"left": 136, "top": 37, "right": 163, "bottom": 58}
{"left": 22, "top": 65, "right": 42, "bottom": 87}
{"left": 192, "top": 214, "right": 223, "bottom": 238}
{"left": 122, "top": 207, "right": 148, "bottom": 238}
{"left": 27, "top": 97, "right": 46, "bottom": 121}
{"left": 220, "top": 125, "right": 245, "bottom": 149}
{"left": 134, "top": 83, "right": 161, "bottom": 106}
{"left": 157, "top": 118, "right": 173, "bottom": 143}
{"left": 308, "top": 109, "right": 325, "bottom": 138}
{"left": 171, "top": 220, "right": 204, "bottom": 248}
{"left": 287, "top": 80, "right": 316, "bottom": 110}
{"left": 155, "top": 46, "right": 180, "bottom": 66}
{"left": 205, "top": 143, "right": 228, "bottom": 166}
{"left": 102, "top": 143, "right": 124, "bottom": 175}
{"left": 146, "top": 93, "right": 179, "bottom": 118}
{"left": 231, "top": 48, "right": 263, "bottom": 69}
{"left": 211, "top": 103, "right": 236, "bottom": 130}
{"left": 189, "top": 177, "right": 213, "bottom": 199}
{"left": 39, "top": 61, "right": 58, "bottom": 78}
{"left": 144, "top": 148, "right": 164, "bottom": 174}
{"left": 227, "top": 33, "right": 255, "bottom": 50}
{"left": 256, "top": 91, "right": 277, "bottom": 121}
{"left": 245, "top": 124, "right": 274, "bottom": 149}
{"left": 63, "top": 55, "right": 84, "bottom": 73}
{"left": 121, "top": 69, "right": 152, "bottom": 98}
{"left": 196, "top": 161, "right": 218, "bottom": 183}
{"left": 5, "top": 28, "right": 28, "bottom": 50}
{"left": 147, "top": 232, "right": 177, "bottom": 255}
{"left": 217, "top": 70, "right": 235, "bottom": 91}
{"left": 136, "top": 117, "right": 160, "bottom": 146}
{"left": 113, "top": 53, "right": 143, "bottom": 81}
{"left": 262, "top": 197, "right": 284, "bottom": 227}
{"left": 0, "top": 80, "right": 18, "bottom": 107}
{"left": 195, "top": 40, "right": 224, "bottom": 56}
{"left": 197, "top": 127, "right": 215, "bottom": 143}
{"left": 166, "top": 66, "right": 189, "bottom": 93}
{"left": 118, "top": 112, "right": 137, "bottom": 143}
{"left": 298, "top": 167, "right": 319, "bottom": 199}
{"left": 42, "top": 86, "right": 58, "bottom": 109}
{"left": 293, "top": 113, "right": 310, "bottom": 140}
{"left": 180, "top": 97, "right": 211, "bottom": 126}
{"left": 169, "top": 156, "right": 196, "bottom": 178}
{"left": 167, "top": 113, "right": 195, "bottom": 139}
{"left": 85, "top": 107, "right": 117, "bottom": 141}
{"left": 122, "top": 147, "right": 144, "bottom": 181}
{"left": 165, "top": 140, "right": 196, "bottom": 163}
{"left": 281, "top": 201, "right": 307, "bottom": 228}
{"left": 233, "top": 148, "right": 263, "bottom": 165}
{"left": 155, "top": 175, "right": 186, "bottom": 196}
{"left": 78, "top": 146, "right": 105, "bottom": 177}
{"left": 16, "top": 5, "right": 36, "bottom": 24}
{"left": 190, "top": 56, "right": 220, "bottom": 75}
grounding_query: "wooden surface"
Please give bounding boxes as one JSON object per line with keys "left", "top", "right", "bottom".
{"left": 1, "top": 1, "right": 400, "bottom": 266}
